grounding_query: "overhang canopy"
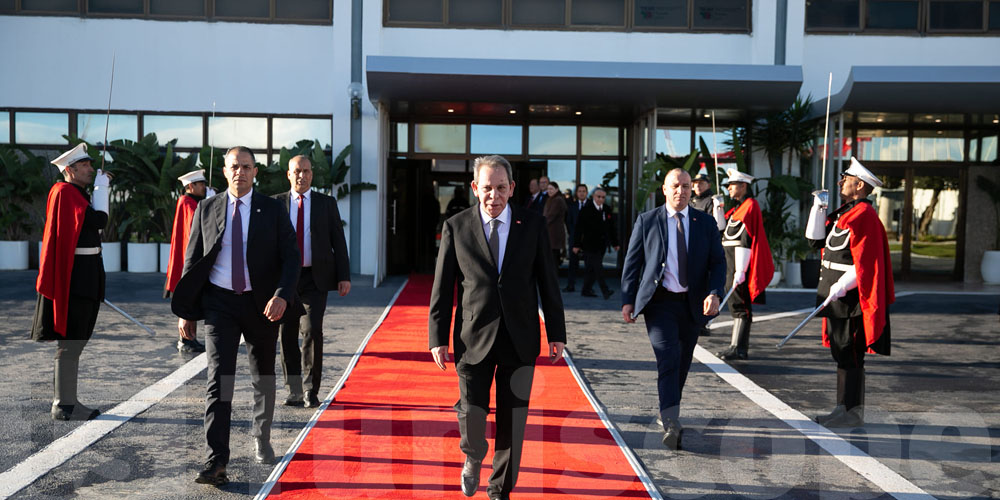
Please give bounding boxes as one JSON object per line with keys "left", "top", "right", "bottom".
{"left": 366, "top": 56, "right": 802, "bottom": 112}
{"left": 817, "top": 65, "right": 1000, "bottom": 115}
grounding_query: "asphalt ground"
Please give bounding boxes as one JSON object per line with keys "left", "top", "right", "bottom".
{"left": 1, "top": 270, "right": 997, "bottom": 499}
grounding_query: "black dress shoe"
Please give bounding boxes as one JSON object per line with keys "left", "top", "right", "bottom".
{"left": 663, "top": 424, "right": 683, "bottom": 451}
{"left": 195, "top": 460, "right": 228, "bottom": 486}
{"left": 581, "top": 290, "right": 598, "bottom": 297}
{"left": 51, "top": 403, "right": 100, "bottom": 421}
{"left": 461, "top": 456, "right": 482, "bottom": 497}
{"left": 284, "top": 393, "right": 304, "bottom": 407}
{"left": 717, "top": 346, "right": 748, "bottom": 361}
{"left": 304, "top": 392, "right": 321, "bottom": 408}
{"left": 177, "top": 337, "right": 206, "bottom": 353}
{"left": 254, "top": 438, "right": 276, "bottom": 464}
{"left": 562, "top": 285, "right": 575, "bottom": 292}
{"left": 602, "top": 289, "right": 614, "bottom": 300}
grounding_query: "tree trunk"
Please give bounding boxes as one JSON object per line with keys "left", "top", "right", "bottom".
{"left": 918, "top": 188, "right": 941, "bottom": 238}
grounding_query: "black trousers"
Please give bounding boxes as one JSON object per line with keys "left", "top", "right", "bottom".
{"left": 827, "top": 315, "right": 867, "bottom": 410}
{"left": 642, "top": 288, "right": 698, "bottom": 423}
{"left": 455, "top": 324, "right": 535, "bottom": 498}
{"left": 279, "top": 267, "right": 329, "bottom": 397}
{"left": 566, "top": 245, "right": 583, "bottom": 287}
{"left": 727, "top": 282, "right": 753, "bottom": 321}
{"left": 202, "top": 285, "right": 280, "bottom": 465}
{"left": 582, "top": 250, "right": 609, "bottom": 294}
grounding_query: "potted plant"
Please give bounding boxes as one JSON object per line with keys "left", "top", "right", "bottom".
{"left": 976, "top": 175, "right": 1000, "bottom": 283}
{"left": 0, "top": 145, "right": 49, "bottom": 270}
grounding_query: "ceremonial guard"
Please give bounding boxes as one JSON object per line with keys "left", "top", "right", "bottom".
{"left": 688, "top": 164, "right": 715, "bottom": 214}
{"left": 806, "top": 157, "right": 893, "bottom": 427}
{"left": 165, "top": 169, "right": 208, "bottom": 353}
{"left": 32, "top": 143, "right": 110, "bottom": 421}
{"left": 717, "top": 169, "right": 773, "bottom": 360}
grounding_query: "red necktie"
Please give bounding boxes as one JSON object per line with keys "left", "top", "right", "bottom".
{"left": 296, "top": 195, "right": 305, "bottom": 265}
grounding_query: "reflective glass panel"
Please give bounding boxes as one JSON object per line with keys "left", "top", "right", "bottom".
{"left": 392, "top": 122, "right": 409, "bottom": 152}
{"left": 858, "top": 112, "right": 908, "bottom": 124}
{"left": 0, "top": 112, "right": 9, "bottom": 143}
{"left": 656, "top": 127, "right": 692, "bottom": 157}
{"left": 20, "top": 0, "right": 76, "bottom": 11}
{"left": 14, "top": 112, "right": 68, "bottom": 145}
{"left": 512, "top": 0, "right": 565, "bottom": 25}
{"left": 388, "top": 0, "right": 442, "bottom": 22}
{"left": 88, "top": 0, "right": 142, "bottom": 14}
{"left": 980, "top": 135, "right": 998, "bottom": 162}
{"left": 529, "top": 126, "right": 576, "bottom": 155}
{"left": 78, "top": 113, "right": 137, "bottom": 144}
{"left": 991, "top": 1, "right": 1000, "bottom": 30}
{"left": 581, "top": 127, "right": 618, "bottom": 156}
{"left": 150, "top": 0, "right": 204, "bottom": 16}
{"left": 471, "top": 124, "right": 522, "bottom": 155}
{"left": 414, "top": 124, "right": 465, "bottom": 153}
{"left": 867, "top": 0, "right": 918, "bottom": 30}
{"left": 209, "top": 116, "right": 268, "bottom": 150}
{"left": 912, "top": 130, "right": 964, "bottom": 161}
{"left": 144, "top": 115, "right": 202, "bottom": 148}
{"left": 694, "top": 127, "right": 732, "bottom": 157}
{"left": 544, "top": 159, "right": 578, "bottom": 197}
{"left": 929, "top": 1, "right": 982, "bottom": 30}
{"left": 273, "top": 118, "right": 332, "bottom": 149}
{"left": 0, "top": 0, "right": 13, "bottom": 11}
{"left": 692, "top": 0, "right": 748, "bottom": 29}
{"left": 572, "top": 0, "right": 625, "bottom": 26}
{"left": 635, "top": 0, "right": 686, "bottom": 28}
{"left": 913, "top": 113, "right": 964, "bottom": 125}
{"left": 581, "top": 160, "right": 619, "bottom": 189}
{"left": 276, "top": 0, "right": 330, "bottom": 19}
{"left": 856, "top": 129, "right": 907, "bottom": 161}
{"left": 215, "top": 0, "right": 268, "bottom": 17}
{"left": 805, "top": 0, "right": 860, "bottom": 29}
{"left": 449, "top": 0, "right": 501, "bottom": 25}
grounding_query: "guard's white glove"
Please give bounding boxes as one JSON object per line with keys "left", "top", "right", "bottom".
{"left": 92, "top": 169, "right": 111, "bottom": 213}
{"left": 733, "top": 246, "right": 751, "bottom": 285}
{"left": 206, "top": 187, "right": 217, "bottom": 197}
{"left": 826, "top": 265, "right": 857, "bottom": 302}
{"left": 805, "top": 189, "right": 829, "bottom": 240}
{"left": 712, "top": 195, "right": 726, "bottom": 231}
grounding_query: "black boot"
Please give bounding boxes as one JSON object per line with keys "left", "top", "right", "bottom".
{"left": 717, "top": 318, "right": 749, "bottom": 360}
{"left": 815, "top": 368, "right": 847, "bottom": 425}
{"left": 827, "top": 368, "right": 865, "bottom": 427}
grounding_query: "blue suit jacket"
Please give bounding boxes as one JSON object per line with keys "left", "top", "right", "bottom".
{"left": 620, "top": 205, "right": 726, "bottom": 326}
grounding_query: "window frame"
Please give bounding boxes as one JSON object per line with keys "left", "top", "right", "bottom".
{"left": 1, "top": 0, "right": 331, "bottom": 25}
{"left": 805, "top": 0, "right": 1000, "bottom": 35}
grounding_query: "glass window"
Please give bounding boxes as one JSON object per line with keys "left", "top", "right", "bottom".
{"left": 88, "top": 0, "right": 142, "bottom": 14}
{"left": 0, "top": 112, "right": 9, "bottom": 143}
{"left": 581, "top": 127, "right": 618, "bottom": 155}
{"left": 393, "top": 122, "right": 409, "bottom": 153}
{"left": 656, "top": 127, "right": 692, "bottom": 157}
{"left": 144, "top": 115, "right": 202, "bottom": 148}
{"left": 14, "top": 112, "right": 68, "bottom": 145}
{"left": 276, "top": 0, "right": 330, "bottom": 19}
{"left": 0, "top": 0, "right": 12, "bottom": 11}
{"left": 914, "top": 113, "right": 964, "bottom": 125}
{"left": 20, "top": 0, "right": 77, "bottom": 11}
{"left": 150, "top": 0, "right": 204, "bottom": 16}
{"left": 692, "top": 0, "right": 748, "bottom": 29}
{"left": 694, "top": 127, "right": 731, "bottom": 157}
{"left": 867, "top": 0, "right": 919, "bottom": 30}
{"left": 209, "top": 116, "right": 268, "bottom": 150}
{"left": 273, "top": 117, "right": 332, "bottom": 149}
{"left": 215, "top": 0, "right": 268, "bottom": 18}
{"left": 991, "top": 1, "right": 1000, "bottom": 30}
{"left": 572, "top": 0, "right": 625, "bottom": 26}
{"left": 449, "top": 0, "right": 502, "bottom": 25}
{"left": 512, "top": 0, "right": 564, "bottom": 25}
{"left": 77, "top": 113, "right": 137, "bottom": 143}
{"left": 471, "top": 124, "right": 522, "bottom": 155}
{"left": 387, "top": 0, "right": 442, "bottom": 23}
{"left": 929, "top": 1, "right": 983, "bottom": 30}
{"left": 858, "top": 112, "right": 908, "bottom": 124}
{"left": 979, "top": 135, "right": 998, "bottom": 162}
{"left": 805, "top": 0, "right": 860, "bottom": 29}
{"left": 544, "top": 159, "right": 578, "bottom": 194}
{"left": 635, "top": 0, "right": 687, "bottom": 28}
{"left": 581, "top": 160, "right": 618, "bottom": 189}
{"left": 913, "top": 130, "right": 964, "bottom": 161}
{"left": 529, "top": 125, "right": 576, "bottom": 155}
{"left": 856, "top": 129, "right": 907, "bottom": 161}
{"left": 414, "top": 124, "right": 465, "bottom": 153}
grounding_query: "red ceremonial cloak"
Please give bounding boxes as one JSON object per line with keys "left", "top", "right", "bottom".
{"left": 725, "top": 198, "right": 774, "bottom": 301}
{"left": 821, "top": 201, "right": 895, "bottom": 353}
{"left": 36, "top": 182, "right": 88, "bottom": 337}
{"left": 165, "top": 194, "right": 198, "bottom": 293}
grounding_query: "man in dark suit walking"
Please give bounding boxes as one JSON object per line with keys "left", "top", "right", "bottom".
{"left": 620, "top": 168, "right": 726, "bottom": 450}
{"left": 172, "top": 146, "right": 300, "bottom": 485}
{"left": 274, "top": 155, "right": 351, "bottom": 408}
{"left": 429, "top": 155, "right": 566, "bottom": 500}
{"left": 572, "top": 187, "right": 619, "bottom": 299}
{"left": 563, "top": 183, "right": 588, "bottom": 292}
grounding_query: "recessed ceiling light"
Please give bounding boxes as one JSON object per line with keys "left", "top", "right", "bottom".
{"left": 925, "top": 115, "right": 934, "bottom": 119}
{"left": 876, "top": 118, "right": 883, "bottom": 122}
{"left": 575, "top": 111, "right": 582, "bottom": 116}
{"left": 447, "top": 108, "right": 454, "bottom": 113}
{"left": 934, "top": 118, "right": 941, "bottom": 123}
{"left": 937, "top": 130, "right": 943, "bottom": 134}
{"left": 509, "top": 109, "right": 517, "bottom": 114}
{"left": 993, "top": 119, "right": 999, "bottom": 124}
{"left": 703, "top": 114, "right": 710, "bottom": 118}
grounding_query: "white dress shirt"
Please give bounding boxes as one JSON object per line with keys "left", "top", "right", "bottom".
{"left": 661, "top": 204, "right": 690, "bottom": 293}
{"left": 290, "top": 189, "right": 313, "bottom": 267}
{"left": 209, "top": 189, "right": 253, "bottom": 291}
{"left": 479, "top": 203, "right": 511, "bottom": 272}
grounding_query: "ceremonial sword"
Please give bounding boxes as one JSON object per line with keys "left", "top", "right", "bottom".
{"left": 820, "top": 72, "right": 833, "bottom": 191}
{"left": 103, "top": 299, "right": 156, "bottom": 337}
{"left": 775, "top": 294, "right": 835, "bottom": 349}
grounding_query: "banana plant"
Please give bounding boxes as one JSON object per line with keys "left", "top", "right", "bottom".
{"left": 0, "top": 145, "right": 50, "bottom": 240}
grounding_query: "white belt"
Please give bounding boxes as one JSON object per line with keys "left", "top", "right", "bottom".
{"left": 74, "top": 247, "right": 101, "bottom": 255}
{"left": 722, "top": 240, "right": 742, "bottom": 247}
{"left": 821, "top": 260, "right": 852, "bottom": 272}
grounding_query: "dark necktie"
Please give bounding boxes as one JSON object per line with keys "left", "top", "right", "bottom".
{"left": 488, "top": 219, "right": 501, "bottom": 271}
{"left": 674, "top": 212, "right": 688, "bottom": 287}
{"left": 232, "top": 199, "right": 246, "bottom": 293}
{"left": 296, "top": 195, "right": 305, "bottom": 265}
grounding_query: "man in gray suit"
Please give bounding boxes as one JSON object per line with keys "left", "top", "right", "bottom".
{"left": 429, "top": 155, "right": 566, "bottom": 500}
{"left": 274, "top": 155, "right": 351, "bottom": 409}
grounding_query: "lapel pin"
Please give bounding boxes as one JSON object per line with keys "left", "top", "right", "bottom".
{"left": 516, "top": 220, "right": 521, "bottom": 224}
{"left": 256, "top": 209, "right": 261, "bottom": 213}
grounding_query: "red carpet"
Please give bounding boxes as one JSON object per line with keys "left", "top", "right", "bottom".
{"left": 266, "top": 275, "right": 653, "bottom": 499}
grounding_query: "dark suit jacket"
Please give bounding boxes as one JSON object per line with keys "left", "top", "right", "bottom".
{"left": 565, "top": 198, "right": 586, "bottom": 246}
{"left": 620, "top": 206, "right": 726, "bottom": 327}
{"left": 525, "top": 191, "right": 547, "bottom": 214}
{"left": 574, "top": 201, "right": 619, "bottom": 253}
{"left": 273, "top": 190, "right": 351, "bottom": 291}
{"left": 171, "top": 190, "right": 301, "bottom": 321}
{"left": 428, "top": 205, "right": 566, "bottom": 365}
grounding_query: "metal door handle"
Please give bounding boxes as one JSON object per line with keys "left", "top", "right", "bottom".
{"left": 391, "top": 200, "right": 397, "bottom": 235}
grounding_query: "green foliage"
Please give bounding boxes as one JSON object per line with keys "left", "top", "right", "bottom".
{"left": 253, "top": 141, "right": 372, "bottom": 199}
{"left": 197, "top": 146, "right": 227, "bottom": 194}
{"left": 976, "top": 175, "right": 1000, "bottom": 250}
{"left": 0, "top": 146, "right": 50, "bottom": 240}
{"left": 633, "top": 150, "right": 699, "bottom": 212}
{"left": 751, "top": 95, "right": 818, "bottom": 177}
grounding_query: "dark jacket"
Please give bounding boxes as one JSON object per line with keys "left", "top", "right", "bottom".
{"left": 573, "top": 201, "right": 619, "bottom": 253}
{"left": 273, "top": 190, "right": 351, "bottom": 290}
{"left": 565, "top": 197, "right": 587, "bottom": 246}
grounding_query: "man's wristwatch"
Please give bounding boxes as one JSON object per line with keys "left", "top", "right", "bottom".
{"left": 708, "top": 289, "right": 720, "bottom": 299}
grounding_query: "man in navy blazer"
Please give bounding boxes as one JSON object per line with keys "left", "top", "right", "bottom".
{"left": 620, "top": 168, "right": 726, "bottom": 450}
